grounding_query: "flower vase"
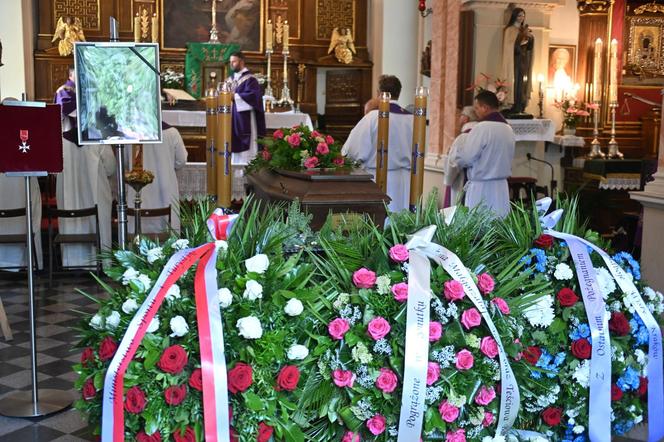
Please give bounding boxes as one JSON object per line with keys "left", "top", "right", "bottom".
{"left": 562, "top": 125, "right": 576, "bottom": 136}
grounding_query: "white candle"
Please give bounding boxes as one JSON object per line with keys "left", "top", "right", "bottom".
{"left": 593, "top": 38, "right": 603, "bottom": 102}
{"left": 283, "top": 20, "right": 289, "bottom": 52}
{"left": 609, "top": 38, "right": 618, "bottom": 103}
{"left": 266, "top": 20, "right": 273, "bottom": 51}
{"left": 151, "top": 13, "right": 158, "bottom": 43}
{"left": 134, "top": 14, "right": 140, "bottom": 42}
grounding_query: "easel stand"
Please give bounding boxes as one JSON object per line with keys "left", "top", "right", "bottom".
{"left": 0, "top": 173, "right": 72, "bottom": 417}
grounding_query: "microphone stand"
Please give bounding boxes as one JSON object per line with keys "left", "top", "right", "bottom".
{"left": 526, "top": 153, "right": 557, "bottom": 196}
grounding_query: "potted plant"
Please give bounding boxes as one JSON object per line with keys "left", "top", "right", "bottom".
{"left": 554, "top": 98, "right": 595, "bottom": 135}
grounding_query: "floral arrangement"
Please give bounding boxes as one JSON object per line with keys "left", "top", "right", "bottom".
{"left": 160, "top": 69, "right": 185, "bottom": 90}
{"left": 247, "top": 125, "right": 353, "bottom": 173}
{"left": 553, "top": 99, "right": 595, "bottom": 130}
{"left": 467, "top": 73, "right": 509, "bottom": 106}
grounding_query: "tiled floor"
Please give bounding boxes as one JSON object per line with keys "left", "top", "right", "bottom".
{"left": 0, "top": 272, "right": 103, "bottom": 442}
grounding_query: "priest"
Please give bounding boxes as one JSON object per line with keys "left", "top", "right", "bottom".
{"left": 54, "top": 67, "right": 77, "bottom": 131}
{"left": 342, "top": 75, "right": 413, "bottom": 212}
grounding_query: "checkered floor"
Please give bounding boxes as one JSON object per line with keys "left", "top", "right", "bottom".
{"left": 0, "top": 272, "right": 104, "bottom": 442}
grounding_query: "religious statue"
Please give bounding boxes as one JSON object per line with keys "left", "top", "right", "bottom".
{"left": 328, "top": 27, "right": 356, "bottom": 64}
{"left": 500, "top": 8, "right": 534, "bottom": 116}
{"left": 52, "top": 16, "right": 86, "bottom": 56}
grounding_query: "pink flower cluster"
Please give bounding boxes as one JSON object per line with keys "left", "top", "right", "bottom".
{"left": 375, "top": 368, "right": 398, "bottom": 393}
{"left": 332, "top": 369, "right": 355, "bottom": 388}
{"left": 353, "top": 268, "right": 376, "bottom": 289}
{"left": 391, "top": 282, "right": 408, "bottom": 302}
{"left": 389, "top": 244, "right": 409, "bottom": 263}
{"left": 444, "top": 280, "right": 465, "bottom": 301}
{"left": 328, "top": 318, "right": 350, "bottom": 340}
{"left": 366, "top": 414, "right": 385, "bottom": 435}
{"left": 367, "top": 317, "right": 391, "bottom": 340}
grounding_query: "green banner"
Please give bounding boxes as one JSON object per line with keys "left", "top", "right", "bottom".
{"left": 184, "top": 42, "right": 240, "bottom": 99}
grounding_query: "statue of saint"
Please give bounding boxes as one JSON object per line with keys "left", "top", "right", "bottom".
{"left": 500, "top": 8, "right": 534, "bottom": 115}
{"left": 328, "top": 28, "right": 357, "bottom": 64}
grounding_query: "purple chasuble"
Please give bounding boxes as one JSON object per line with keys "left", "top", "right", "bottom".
{"left": 482, "top": 111, "right": 508, "bottom": 124}
{"left": 231, "top": 71, "right": 266, "bottom": 153}
{"left": 389, "top": 103, "right": 411, "bottom": 115}
{"left": 54, "top": 79, "right": 76, "bottom": 117}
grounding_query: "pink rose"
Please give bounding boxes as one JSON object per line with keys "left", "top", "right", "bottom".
{"left": 429, "top": 321, "right": 443, "bottom": 342}
{"left": 273, "top": 129, "right": 284, "bottom": 139}
{"left": 311, "top": 130, "right": 321, "bottom": 138}
{"left": 460, "top": 308, "right": 482, "bottom": 330}
{"left": 388, "top": 244, "right": 409, "bottom": 262}
{"left": 286, "top": 133, "right": 301, "bottom": 147}
{"left": 391, "top": 282, "right": 408, "bottom": 302}
{"left": 325, "top": 135, "right": 335, "bottom": 145}
{"left": 438, "top": 400, "right": 460, "bottom": 423}
{"left": 342, "top": 431, "right": 360, "bottom": 442}
{"left": 480, "top": 336, "right": 499, "bottom": 359}
{"left": 352, "top": 268, "right": 376, "bottom": 288}
{"left": 303, "top": 156, "right": 319, "bottom": 169}
{"left": 455, "top": 349, "right": 474, "bottom": 370}
{"left": 328, "top": 318, "right": 350, "bottom": 340}
{"left": 426, "top": 362, "right": 440, "bottom": 386}
{"left": 332, "top": 369, "right": 355, "bottom": 388}
{"left": 261, "top": 150, "right": 271, "bottom": 161}
{"left": 316, "top": 142, "right": 330, "bottom": 155}
{"left": 333, "top": 156, "right": 345, "bottom": 166}
{"left": 482, "top": 411, "right": 495, "bottom": 427}
{"left": 477, "top": 273, "right": 495, "bottom": 294}
{"left": 366, "top": 414, "right": 386, "bottom": 435}
{"left": 446, "top": 429, "right": 466, "bottom": 442}
{"left": 375, "top": 368, "right": 398, "bottom": 393}
{"left": 491, "top": 297, "right": 510, "bottom": 315}
{"left": 367, "top": 317, "right": 391, "bottom": 340}
{"left": 474, "top": 385, "right": 496, "bottom": 406}
{"left": 443, "top": 280, "right": 465, "bottom": 301}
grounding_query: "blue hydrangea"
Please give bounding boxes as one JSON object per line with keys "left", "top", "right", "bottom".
{"left": 613, "top": 420, "right": 635, "bottom": 436}
{"left": 531, "top": 348, "right": 564, "bottom": 379}
{"left": 630, "top": 314, "right": 650, "bottom": 346}
{"left": 612, "top": 251, "right": 641, "bottom": 280}
{"left": 569, "top": 323, "right": 591, "bottom": 341}
{"left": 617, "top": 366, "right": 641, "bottom": 392}
{"left": 520, "top": 248, "right": 548, "bottom": 272}
{"left": 573, "top": 435, "right": 587, "bottom": 442}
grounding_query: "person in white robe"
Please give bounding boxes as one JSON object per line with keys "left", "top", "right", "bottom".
{"left": 451, "top": 90, "right": 515, "bottom": 218}
{"left": 444, "top": 107, "right": 478, "bottom": 207}
{"left": 56, "top": 131, "right": 115, "bottom": 267}
{"left": 0, "top": 175, "right": 43, "bottom": 270}
{"left": 342, "top": 75, "right": 413, "bottom": 212}
{"left": 124, "top": 125, "right": 188, "bottom": 234}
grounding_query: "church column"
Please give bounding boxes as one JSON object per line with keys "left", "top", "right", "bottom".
{"left": 0, "top": 0, "right": 35, "bottom": 99}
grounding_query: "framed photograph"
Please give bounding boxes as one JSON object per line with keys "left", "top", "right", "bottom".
{"left": 548, "top": 44, "right": 576, "bottom": 86}
{"left": 162, "top": 0, "right": 263, "bottom": 52}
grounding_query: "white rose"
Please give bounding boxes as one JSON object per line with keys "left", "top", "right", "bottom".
{"left": 287, "top": 344, "right": 309, "bottom": 360}
{"left": 243, "top": 280, "right": 263, "bottom": 301}
{"left": 166, "top": 284, "right": 181, "bottom": 302}
{"left": 218, "top": 288, "right": 233, "bottom": 308}
{"left": 146, "top": 247, "right": 164, "bottom": 264}
{"left": 172, "top": 239, "right": 189, "bottom": 250}
{"left": 147, "top": 316, "right": 160, "bottom": 333}
{"left": 121, "top": 267, "right": 139, "bottom": 285}
{"left": 236, "top": 316, "right": 263, "bottom": 339}
{"left": 553, "top": 263, "right": 573, "bottom": 280}
{"left": 284, "top": 298, "right": 304, "bottom": 316}
{"left": 245, "top": 254, "right": 269, "bottom": 274}
{"left": 170, "top": 316, "right": 189, "bottom": 337}
{"left": 105, "top": 311, "right": 121, "bottom": 330}
{"left": 137, "top": 274, "right": 152, "bottom": 293}
{"left": 90, "top": 313, "right": 104, "bottom": 330}
{"left": 122, "top": 298, "right": 139, "bottom": 314}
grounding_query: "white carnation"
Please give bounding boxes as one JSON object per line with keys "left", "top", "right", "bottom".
{"left": 376, "top": 275, "right": 391, "bottom": 295}
{"left": 243, "top": 280, "right": 263, "bottom": 301}
{"left": 90, "top": 313, "right": 104, "bottom": 330}
{"left": 137, "top": 274, "right": 152, "bottom": 293}
{"left": 573, "top": 425, "right": 585, "bottom": 434}
{"left": 553, "top": 263, "right": 574, "bottom": 280}
{"left": 170, "top": 315, "right": 189, "bottom": 337}
{"left": 522, "top": 295, "right": 555, "bottom": 328}
{"left": 218, "top": 287, "right": 233, "bottom": 308}
{"left": 121, "top": 267, "right": 139, "bottom": 285}
{"left": 635, "top": 349, "right": 647, "bottom": 365}
{"left": 287, "top": 344, "right": 309, "bottom": 360}
{"left": 245, "top": 254, "right": 269, "bottom": 274}
{"left": 595, "top": 267, "right": 616, "bottom": 298}
{"left": 172, "top": 239, "right": 189, "bottom": 250}
{"left": 146, "top": 247, "right": 164, "bottom": 264}
{"left": 165, "top": 284, "right": 181, "bottom": 301}
{"left": 122, "top": 298, "right": 139, "bottom": 314}
{"left": 147, "top": 316, "right": 160, "bottom": 333}
{"left": 573, "top": 360, "right": 590, "bottom": 388}
{"left": 236, "top": 316, "right": 263, "bottom": 339}
{"left": 105, "top": 311, "right": 121, "bottom": 330}
{"left": 284, "top": 298, "right": 304, "bottom": 316}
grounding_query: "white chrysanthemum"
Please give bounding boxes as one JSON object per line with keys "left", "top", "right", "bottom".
{"left": 243, "top": 280, "right": 263, "bottom": 301}
{"left": 122, "top": 298, "right": 139, "bottom": 314}
{"left": 333, "top": 292, "right": 350, "bottom": 310}
{"left": 376, "top": 275, "right": 391, "bottom": 295}
{"left": 136, "top": 274, "right": 152, "bottom": 292}
{"left": 172, "top": 239, "right": 189, "bottom": 250}
{"left": 284, "top": 298, "right": 304, "bottom": 316}
{"left": 573, "top": 425, "right": 585, "bottom": 434}
{"left": 146, "top": 247, "right": 164, "bottom": 264}
{"left": 236, "top": 316, "right": 263, "bottom": 339}
{"left": 165, "top": 284, "right": 181, "bottom": 302}
{"left": 566, "top": 408, "right": 580, "bottom": 418}
{"left": 170, "top": 315, "right": 189, "bottom": 337}
{"left": 595, "top": 267, "right": 616, "bottom": 298}
{"left": 147, "top": 316, "right": 159, "bottom": 333}
{"left": 553, "top": 263, "right": 574, "bottom": 280}
{"left": 121, "top": 267, "right": 139, "bottom": 285}
{"left": 90, "top": 313, "right": 104, "bottom": 330}
{"left": 351, "top": 342, "right": 373, "bottom": 364}
{"left": 245, "top": 254, "right": 269, "bottom": 274}
{"left": 287, "top": 344, "right": 309, "bottom": 360}
{"left": 218, "top": 288, "right": 233, "bottom": 308}
{"left": 105, "top": 311, "right": 121, "bottom": 330}
{"left": 522, "top": 295, "right": 555, "bottom": 328}
{"left": 573, "top": 360, "right": 590, "bottom": 388}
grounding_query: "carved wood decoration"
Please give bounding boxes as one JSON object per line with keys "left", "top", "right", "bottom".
{"left": 577, "top": 0, "right": 613, "bottom": 13}
{"left": 316, "top": 0, "right": 354, "bottom": 40}
{"left": 54, "top": 0, "right": 100, "bottom": 30}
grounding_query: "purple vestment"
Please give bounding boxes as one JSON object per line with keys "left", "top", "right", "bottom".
{"left": 231, "top": 71, "right": 266, "bottom": 153}
{"left": 54, "top": 79, "right": 76, "bottom": 117}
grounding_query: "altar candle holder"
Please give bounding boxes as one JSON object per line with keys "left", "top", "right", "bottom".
{"left": 205, "top": 87, "right": 218, "bottom": 197}
{"left": 277, "top": 49, "right": 294, "bottom": 108}
{"left": 376, "top": 92, "right": 391, "bottom": 193}
{"left": 587, "top": 101, "right": 605, "bottom": 159}
{"left": 607, "top": 102, "right": 623, "bottom": 159}
{"left": 208, "top": 0, "right": 219, "bottom": 44}
{"left": 409, "top": 87, "right": 427, "bottom": 211}
{"left": 537, "top": 74, "right": 544, "bottom": 119}
{"left": 216, "top": 83, "right": 233, "bottom": 206}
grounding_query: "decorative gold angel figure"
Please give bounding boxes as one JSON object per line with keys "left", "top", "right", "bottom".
{"left": 328, "top": 27, "right": 356, "bottom": 64}
{"left": 52, "top": 16, "right": 86, "bottom": 56}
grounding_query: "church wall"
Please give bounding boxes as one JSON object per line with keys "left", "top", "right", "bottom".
{"left": 0, "top": 0, "right": 35, "bottom": 100}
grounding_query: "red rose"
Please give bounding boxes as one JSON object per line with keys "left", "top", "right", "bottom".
{"left": 172, "top": 427, "right": 196, "bottom": 442}
{"left": 556, "top": 288, "right": 579, "bottom": 307}
{"left": 571, "top": 338, "right": 592, "bottom": 359}
{"left": 82, "top": 378, "right": 96, "bottom": 400}
{"left": 188, "top": 368, "right": 203, "bottom": 391}
{"left": 609, "top": 312, "right": 630, "bottom": 336}
{"left": 228, "top": 362, "right": 253, "bottom": 394}
{"left": 638, "top": 377, "right": 648, "bottom": 397}
{"left": 125, "top": 386, "right": 147, "bottom": 414}
{"left": 157, "top": 345, "right": 188, "bottom": 374}
{"left": 534, "top": 234, "right": 554, "bottom": 249}
{"left": 164, "top": 385, "right": 187, "bottom": 406}
{"left": 136, "top": 431, "right": 162, "bottom": 442}
{"left": 611, "top": 384, "right": 623, "bottom": 401}
{"left": 81, "top": 347, "right": 95, "bottom": 366}
{"left": 276, "top": 365, "right": 300, "bottom": 392}
{"left": 541, "top": 407, "right": 562, "bottom": 426}
{"left": 98, "top": 336, "right": 118, "bottom": 361}
{"left": 523, "top": 346, "right": 542, "bottom": 365}
{"left": 257, "top": 422, "right": 274, "bottom": 442}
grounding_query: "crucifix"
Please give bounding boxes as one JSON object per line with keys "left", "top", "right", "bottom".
{"left": 207, "top": 0, "right": 222, "bottom": 43}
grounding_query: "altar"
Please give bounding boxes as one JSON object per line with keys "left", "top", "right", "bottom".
{"left": 507, "top": 119, "right": 555, "bottom": 142}
{"left": 162, "top": 109, "right": 314, "bottom": 131}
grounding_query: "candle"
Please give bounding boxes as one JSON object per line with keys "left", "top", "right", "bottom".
{"left": 212, "top": 0, "right": 217, "bottom": 26}
{"left": 409, "top": 87, "right": 428, "bottom": 210}
{"left": 134, "top": 13, "right": 140, "bottom": 42}
{"left": 266, "top": 19, "right": 273, "bottom": 51}
{"left": 283, "top": 20, "right": 289, "bottom": 52}
{"left": 216, "top": 84, "right": 233, "bottom": 207}
{"left": 151, "top": 13, "right": 158, "bottom": 44}
{"left": 375, "top": 92, "right": 391, "bottom": 193}
{"left": 609, "top": 38, "right": 618, "bottom": 103}
{"left": 205, "top": 88, "right": 218, "bottom": 196}
{"left": 593, "top": 38, "right": 602, "bottom": 102}
{"left": 537, "top": 73, "right": 544, "bottom": 95}
{"left": 133, "top": 145, "right": 143, "bottom": 170}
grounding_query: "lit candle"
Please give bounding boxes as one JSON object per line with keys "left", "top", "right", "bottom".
{"left": 537, "top": 73, "right": 544, "bottom": 95}
{"left": 283, "top": 20, "right": 289, "bottom": 52}
{"left": 375, "top": 92, "right": 391, "bottom": 193}
{"left": 134, "top": 13, "right": 140, "bottom": 42}
{"left": 151, "top": 13, "right": 158, "bottom": 44}
{"left": 409, "top": 87, "right": 428, "bottom": 210}
{"left": 609, "top": 38, "right": 618, "bottom": 103}
{"left": 266, "top": 19, "right": 273, "bottom": 51}
{"left": 205, "top": 88, "right": 218, "bottom": 196}
{"left": 216, "top": 84, "right": 233, "bottom": 207}
{"left": 593, "top": 38, "right": 602, "bottom": 102}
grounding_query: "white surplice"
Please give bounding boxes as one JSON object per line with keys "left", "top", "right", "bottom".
{"left": 125, "top": 127, "right": 188, "bottom": 234}
{"left": 0, "top": 175, "right": 43, "bottom": 270}
{"left": 342, "top": 101, "right": 413, "bottom": 212}
{"left": 56, "top": 139, "right": 116, "bottom": 267}
{"left": 450, "top": 120, "right": 515, "bottom": 218}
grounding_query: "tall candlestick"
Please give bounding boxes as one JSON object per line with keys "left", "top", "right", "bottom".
{"left": 212, "top": 0, "right": 216, "bottom": 26}
{"left": 216, "top": 84, "right": 233, "bottom": 206}
{"left": 134, "top": 13, "right": 140, "bottom": 42}
{"left": 609, "top": 38, "right": 618, "bottom": 103}
{"left": 283, "top": 20, "right": 289, "bottom": 52}
{"left": 209, "top": 0, "right": 219, "bottom": 43}
{"left": 205, "top": 87, "right": 218, "bottom": 196}
{"left": 537, "top": 74, "right": 544, "bottom": 119}
{"left": 151, "top": 13, "right": 158, "bottom": 44}
{"left": 266, "top": 19, "right": 273, "bottom": 51}
{"left": 593, "top": 38, "right": 603, "bottom": 102}
{"left": 375, "top": 92, "right": 391, "bottom": 193}
{"left": 409, "top": 87, "right": 428, "bottom": 210}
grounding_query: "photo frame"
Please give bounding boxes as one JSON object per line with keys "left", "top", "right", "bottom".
{"left": 548, "top": 44, "right": 576, "bottom": 86}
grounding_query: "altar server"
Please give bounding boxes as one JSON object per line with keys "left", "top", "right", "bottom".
{"left": 342, "top": 75, "right": 413, "bottom": 212}
{"left": 56, "top": 129, "right": 115, "bottom": 267}
{"left": 450, "top": 90, "right": 515, "bottom": 218}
